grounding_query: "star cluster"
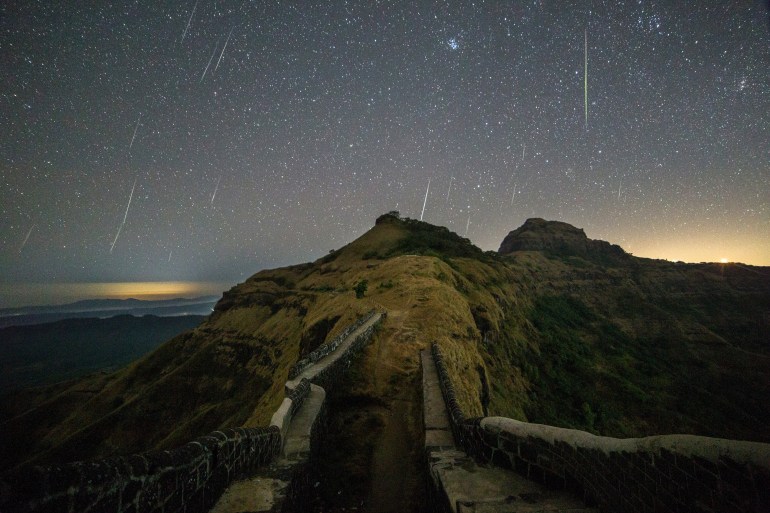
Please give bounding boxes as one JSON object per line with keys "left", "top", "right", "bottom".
{"left": 1, "top": 1, "right": 769, "bottom": 301}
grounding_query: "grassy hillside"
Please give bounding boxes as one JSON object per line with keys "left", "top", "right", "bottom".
{"left": 3, "top": 212, "right": 769, "bottom": 470}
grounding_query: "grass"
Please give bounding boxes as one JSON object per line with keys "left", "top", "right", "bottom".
{"left": 7, "top": 214, "right": 770, "bottom": 468}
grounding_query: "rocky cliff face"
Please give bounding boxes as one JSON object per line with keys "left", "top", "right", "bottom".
{"left": 498, "top": 218, "right": 628, "bottom": 262}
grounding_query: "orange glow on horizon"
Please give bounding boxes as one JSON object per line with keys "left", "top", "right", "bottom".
{"left": 83, "top": 281, "right": 211, "bottom": 300}
{"left": 0, "top": 281, "right": 235, "bottom": 308}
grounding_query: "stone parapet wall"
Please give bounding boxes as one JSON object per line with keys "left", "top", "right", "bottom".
{"left": 310, "top": 313, "right": 384, "bottom": 392}
{"left": 280, "top": 386, "right": 330, "bottom": 511}
{"left": 430, "top": 343, "right": 475, "bottom": 450}
{"left": 471, "top": 418, "right": 770, "bottom": 513}
{"left": 1, "top": 427, "right": 280, "bottom": 513}
{"left": 0, "top": 311, "right": 382, "bottom": 513}
{"left": 287, "top": 378, "right": 310, "bottom": 417}
{"left": 271, "top": 378, "right": 312, "bottom": 444}
{"left": 288, "top": 310, "right": 378, "bottom": 379}
{"left": 429, "top": 342, "right": 770, "bottom": 513}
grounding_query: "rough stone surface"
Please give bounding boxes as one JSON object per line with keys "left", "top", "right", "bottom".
{"left": 0, "top": 427, "right": 280, "bottom": 513}
{"left": 497, "top": 218, "right": 627, "bottom": 261}
{"left": 286, "top": 311, "right": 384, "bottom": 391}
{"left": 430, "top": 449, "right": 596, "bottom": 513}
{"left": 209, "top": 313, "right": 380, "bottom": 513}
{"left": 0, "top": 312, "right": 381, "bottom": 513}
{"left": 424, "top": 348, "right": 595, "bottom": 513}
{"left": 421, "top": 350, "right": 456, "bottom": 450}
{"left": 430, "top": 342, "right": 770, "bottom": 513}
{"left": 473, "top": 417, "right": 770, "bottom": 513}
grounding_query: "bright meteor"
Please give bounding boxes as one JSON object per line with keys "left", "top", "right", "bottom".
{"left": 584, "top": 29, "right": 589, "bottom": 130}
{"left": 420, "top": 178, "right": 431, "bottom": 221}
{"left": 19, "top": 224, "right": 35, "bottom": 253}
{"left": 110, "top": 178, "right": 137, "bottom": 253}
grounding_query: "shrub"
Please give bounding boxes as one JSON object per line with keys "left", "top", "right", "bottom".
{"left": 354, "top": 280, "right": 368, "bottom": 298}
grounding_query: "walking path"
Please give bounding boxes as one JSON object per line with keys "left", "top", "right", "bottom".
{"left": 285, "top": 312, "right": 383, "bottom": 390}
{"left": 211, "top": 312, "right": 383, "bottom": 513}
{"left": 421, "top": 350, "right": 597, "bottom": 513}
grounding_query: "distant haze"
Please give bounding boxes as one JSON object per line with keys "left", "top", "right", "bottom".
{"left": 0, "top": 281, "right": 233, "bottom": 308}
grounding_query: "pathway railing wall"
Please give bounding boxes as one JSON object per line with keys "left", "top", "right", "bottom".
{"left": 1, "top": 427, "right": 280, "bottom": 513}
{"left": 0, "top": 312, "right": 382, "bottom": 513}
{"left": 288, "top": 310, "right": 378, "bottom": 379}
{"left": 430, "top": 342, "right": 770, "bottom": 513}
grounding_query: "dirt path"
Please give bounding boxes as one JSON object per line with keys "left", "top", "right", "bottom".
{"left": 367, "top": 379, "right": 423, "bottom": 512}
{"left": 307, "top": 308, "right": 426, "bottom": 512}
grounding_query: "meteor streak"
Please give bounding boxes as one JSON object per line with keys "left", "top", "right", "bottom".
{"left": 465, "top": 215, "right": 470, "bottom": 237}
{"left": 200, "top": 44, "right": 217, "bottom": 83}
{"left": 420, "top": 178, "right": 431, "bottom": 221}
{"left": 584, "top": 29, "right": 589, "bottom": 130}
{"left": 129, "top": 114, "right": 141, "bottom": 152}
{"left": 180, "top": 0, "right": 198, "bottom": 44}
{"left": 211, "top": 175, "right": 221, "bottom": 205}
{"left": 215, "top": 27, "right": 234, "bottom": 72}
{"left": 19, "top": 224, "right": 35, "bottom": 253}
{"left": 445, "top": 176, "right": 453, "bottom": 203}
{"left": 510, "top": 183, "right": 517, "bottom": 206}
{"left": 110, "top": 178, "right": 137, "bottom": 253}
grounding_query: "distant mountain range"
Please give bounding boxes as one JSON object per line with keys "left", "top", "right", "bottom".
{"left": 0, "top": 296, "right": 219, "bottom": 328}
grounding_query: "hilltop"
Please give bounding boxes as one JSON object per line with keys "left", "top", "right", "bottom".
{"left": 3, "top": 213, "right": 769, "bottom": 475}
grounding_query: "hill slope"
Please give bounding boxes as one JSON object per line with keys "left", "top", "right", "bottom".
{"left": 0, "top": 314, "right": 205, "bottom": 390}
{"left": 3, "top": 213, "right": 769, "bottom": 470}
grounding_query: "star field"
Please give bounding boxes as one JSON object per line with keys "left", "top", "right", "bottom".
{"left": 2, "top": 1, "right": 769, "bottom": 300}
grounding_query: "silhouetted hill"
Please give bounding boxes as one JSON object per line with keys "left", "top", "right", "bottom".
{"left": 0, "top": 296, "right": 218, "bottom": 328}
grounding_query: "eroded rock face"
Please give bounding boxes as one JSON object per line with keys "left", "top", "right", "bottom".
{"left": 498, "top": 218, "right": 627, "bottom": 261}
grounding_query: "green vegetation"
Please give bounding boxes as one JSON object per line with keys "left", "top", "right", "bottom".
{"left": 380, "top": 216, "right": 490, "bottom": 261}
{"left": 354, "top": 280, "right": 368, "bottom": 298}
{"left": 5, "top": 214, "right": 769, "bottom": 469}
{"left": 486, "top": 292, "right": 770, "bottom": 440}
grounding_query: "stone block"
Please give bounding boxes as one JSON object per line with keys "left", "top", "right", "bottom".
{"left": 125, "top": 455, "right": 149, "bottom": 477}
{"left": 136, "top": 480, "right": 160, "bottom": 511}
{"left": 518, "top": 441, "right": 538, "bottom": 463}
{"left": 120, "top": 478, "right": 144, "bottom": 508}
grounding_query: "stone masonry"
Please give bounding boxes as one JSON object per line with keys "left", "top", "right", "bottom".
{"left": 430, "top": 342, "right": 770, "bottom": 513}
{"left": 0, "top": 312, "right": 383, "bottom": 513}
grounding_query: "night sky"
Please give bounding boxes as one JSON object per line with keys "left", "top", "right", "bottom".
{"left": 2, "top": 1, "right": 769, "bottom": 303}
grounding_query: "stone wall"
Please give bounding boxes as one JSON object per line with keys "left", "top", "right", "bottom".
{"left": 0, "top": 310, "right": 382, "bottom": 513}
{"left": 1, "top": 427, "right": 280, "bottom": 513}
{"left": 430, "top": 343, "right": 475, "bottom": 449}
{"left": 288, "top": 310, "right": 378, "bottom": 379}
{"left": 430, "top": 343, "right": 770, "bottom": 513}
{"left": 281, "top": 386, "right": 330, "bottom": 512}
{"left": 271, "top": 378, "right": 312, "bottom": 445}
{"left": 310, "top": 313, "right": 384, "bottom": 392}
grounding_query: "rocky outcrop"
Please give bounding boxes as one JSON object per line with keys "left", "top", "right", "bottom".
{"left": 498, "top": 218, "right": 628, "bottom": 262}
